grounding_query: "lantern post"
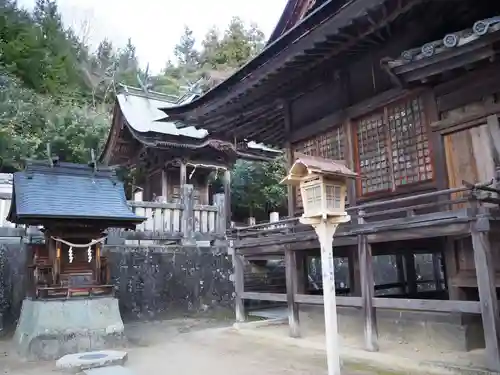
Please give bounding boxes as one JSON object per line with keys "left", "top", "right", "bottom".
{"left": 281, "top": 153, "right": 357, "bottom": 375}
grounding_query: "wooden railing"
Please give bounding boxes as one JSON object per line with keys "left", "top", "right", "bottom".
{"left": 233, "top": 186, "right": 478, "bottom": 250}
{"left": 0, "top": 185, "right": 228, "bottom": 245}
{"left": 113, "top": 184, "right": 227, "bottom": 245}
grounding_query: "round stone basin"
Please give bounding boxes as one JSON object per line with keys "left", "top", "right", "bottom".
{"left": 79, "top": 353, "right": 109, "bottom": 361}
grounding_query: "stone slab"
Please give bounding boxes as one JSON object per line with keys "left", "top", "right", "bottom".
{"left": 84, "top": 365, "right": 135, "bottom": 375}
{"left": 56, "top": 350, "right": 128, "bottom": 372}
{"left": 14, "top": 297, "right": 127, "bottom": 360}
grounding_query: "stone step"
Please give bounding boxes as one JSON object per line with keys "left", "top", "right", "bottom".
{"left": 56, "top": 350, "right": 128, "bottom": 373}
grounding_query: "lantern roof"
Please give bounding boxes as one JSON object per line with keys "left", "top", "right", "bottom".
{"left": 281, "top": 153, "right": 357, "bottom": 185}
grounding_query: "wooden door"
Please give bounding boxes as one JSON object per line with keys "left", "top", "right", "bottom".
{"left": 444, "top": 123, "right": 496, "bottom": 188}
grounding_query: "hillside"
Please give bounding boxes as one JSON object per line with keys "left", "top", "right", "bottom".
{"left": 0, "top": 0, "right": 286, "bottom": 220}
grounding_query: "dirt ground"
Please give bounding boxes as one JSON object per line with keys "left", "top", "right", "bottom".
{"left": 0, "top": 318, "right": 399, "bottom": 375}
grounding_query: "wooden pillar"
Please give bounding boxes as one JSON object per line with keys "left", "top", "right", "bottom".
{"left": 444, "top": 237, "right": 466, "bottom": 300}
{"left": 230, "top": 240, "right": 245, "bottom": 322}
{"left": 180, "top": 161, "right": 187, "bottom": 186}
{"left": 432, "top": 252, "right": 442, "bottom": 291}
{"left": 349, "top": 247, "right": 361, "bottom": 296}
{"left": 223, "top": 169, "right": 231, "bottom": 230}
{"left": 296, "top": 251, "right": 308, "bottom": 294}
{"left": 285, "top": 248, "right": 300, "bottom": 337}
{"left": 404, "top": 252, "right": 417, "bottom": 296}
{"left": 161, "top": 169, "right": 168, "bottom": 201}
{"left": 144, "top": 174, "right": 151, "bottom": 201}
{"left": 395, "top": 254, "right": 406, "bottom": 294}
{"left": 358, "top": 211, "right": 378, "bottom": 351}
{"left": 472, "top": 216, "right": 500, "bottom": 371}
{"left": 181, "top": 184, "right": 195, "bottom": 245}
{"left": 283, "top": 100, "right": 295, "bottom": 218}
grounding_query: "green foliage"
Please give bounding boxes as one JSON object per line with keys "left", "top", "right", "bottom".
{"left": 0, "top": 71, "right": 109, "bottom": 170}
{"left": 230, "top": 157, "right": 287, "bottom": 220}
{"left": 0, "top": 0, "right": 286, "bottom": 218}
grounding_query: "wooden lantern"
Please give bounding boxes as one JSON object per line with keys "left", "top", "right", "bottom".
{"left": 281, "top": 153, "right": 357, "bottom": 219}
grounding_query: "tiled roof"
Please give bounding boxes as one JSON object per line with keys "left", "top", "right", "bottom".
{"left": 117, "top": 86, "right": 280, "bottom": 154}
{"left": 8, "top": 161, "right": 145, "bottom": 226}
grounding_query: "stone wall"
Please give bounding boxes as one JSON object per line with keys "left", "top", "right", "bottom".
{"left": 104, "top": 245, "right": 234, "bottom": 320}
{"left": 0, "top": 243, "right": 234, "bottom": 328}
{"left": 0, "top": 240, "right": 28, "bottom": 328}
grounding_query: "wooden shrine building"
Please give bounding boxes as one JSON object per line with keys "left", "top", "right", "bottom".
{"left": 7, "top": 159, "right": 145, "bottom": 299}
{"left": 100, "top": 87, "right": 278, "bottom": 210}
{"left": 160, "top": 0, "right": 500, "bottom": 371}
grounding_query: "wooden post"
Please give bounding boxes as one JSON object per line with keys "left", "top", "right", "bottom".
{"left": 444, "top": 237, "right": 465, "bottom": 300}
{"left": 285, "top": 248, "right": 300, "bottom": 337}
{"left": 404, "top": 252, "right": 417, "bottom": 296}
{"left": 313, "top": 220, "right": 341, "bottom": 375}
{"left": 181, "top": 184, "right": 196, "bottom": 245}
{"left": 472, "top": 216, "right": 500, "bottom": 371}
{"left": 180, "top": 161, "right": 187, "bottom": 186}
{"left": 230, "top": 240, "right": 245, "bottom": 322}
{"left": 283, "top": 100, "right": 295, "bottom": 218}
{"left": 395, "top": 254, "right": 406, "bottom": 294}
{"left": 161, "top": 169, "right": 168, "bottom": 201}
{"left": 358, "top": 210, "right": 378, "bottom": 352}
{"left": 296, "top": 251, "right": 308, "bottom": 294}
{"left": 348, "top": 247, "right": 361, "bottom": 296}
{"left": 213, "top": 193, "right": 226, "bottom": 245}
{"left": 223, "top": 169, "right": 231, "bottom": 229}
{"left": 432, "top": 252, "right": 442, "bottom": 291}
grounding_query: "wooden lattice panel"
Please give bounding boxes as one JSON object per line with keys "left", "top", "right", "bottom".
{"left": 387, "top": 97, "right": 433, "bottom": 186}
{"left": 355, "top": 95, "right": 433, "bottom": 196}
{"left": 317, "top": 126, "right": 345, "bottom": 160}
{"left": 356, "top": 112, "right": 392, "bottom": 194}
{"left": 293, "top": 125, "right": 346, "bottom": 210}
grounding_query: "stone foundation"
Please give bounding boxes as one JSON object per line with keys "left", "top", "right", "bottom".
{"left": 14, "top": 297, "right": 126, "bottom": 360}
{"left": 300, "top": 305, "right": 485, "bottom": 352}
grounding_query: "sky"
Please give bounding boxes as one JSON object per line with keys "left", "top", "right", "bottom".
{"left": 17, "top": 0, "right": 288, "bottom": 73}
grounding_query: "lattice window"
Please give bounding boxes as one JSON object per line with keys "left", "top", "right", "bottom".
{"left": 388, "top": 97, "right": 433, "bottom": 186}
{"left": 317, "top": 127, "right": 345, "bottom": 160}
{"left": 357, "top": 113, "right": 391, "bottom": 194}
{"left": 355, "top": 96, "right": 433, "bottom": 196}
{"left": 292, "top": 125, "right": 346, "bottom": 210}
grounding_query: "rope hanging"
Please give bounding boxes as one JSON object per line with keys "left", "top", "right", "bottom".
{"left": 51, "top": 236, "right": 107, "bottom": 263}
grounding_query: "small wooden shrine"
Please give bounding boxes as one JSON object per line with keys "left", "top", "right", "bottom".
{"left": 100, "top": 86, "right": 278, "bottom": 207}
{"left": 7, "top": 158, "right": 145, "bottom": 299}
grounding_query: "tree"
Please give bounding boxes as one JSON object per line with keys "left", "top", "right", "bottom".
{"left": 230, "top": 157, "right": 287, "bottom": 221}
{"left": 174, "top": 26, "right": 199, "bottom": 71}
{"left": 0, "top": 71, "right": 109, "bottom": 171}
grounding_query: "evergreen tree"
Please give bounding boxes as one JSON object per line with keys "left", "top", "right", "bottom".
{"left": 174, "top": 26, "right": 200, "bottom": 71}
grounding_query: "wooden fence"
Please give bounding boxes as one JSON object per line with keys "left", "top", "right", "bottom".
{"left": 0, "top": 184, "right": 227, "bottom": 245}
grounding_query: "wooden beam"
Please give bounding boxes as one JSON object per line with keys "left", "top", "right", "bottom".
{"left": 294, "top": 294, "right": 362, "bottom": 307}
{"left": 285, "top": 249, "right": 300, "bottom": 337}
{"left": 471, "top": 216, "right": 500, "bottom": 371}
{"left": 241, "top": 291, "right": 287, "bottom": 302}
{"left": 372, "top": 298, "right": 480, "bottom": 313}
